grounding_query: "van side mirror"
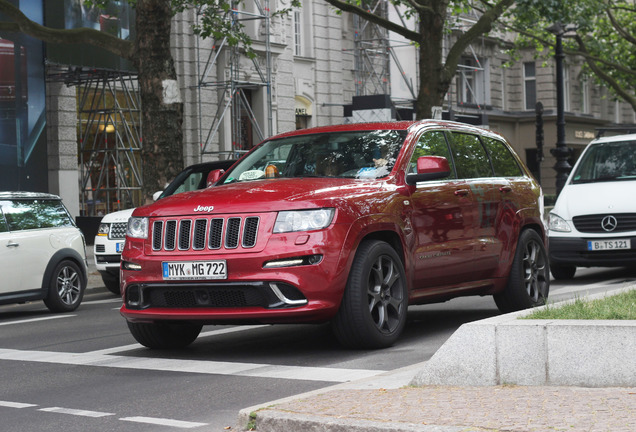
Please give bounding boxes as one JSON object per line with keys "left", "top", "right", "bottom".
{"left": 405, "top": 156, "right": 451, "bottom": 185}
{"left": 206, "top": 169, "right": 225, "bottom": 187}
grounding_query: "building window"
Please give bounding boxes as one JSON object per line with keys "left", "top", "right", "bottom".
{"left": 293, "top": 10, "right": 302, "bottom": 56}
{"left": 457, "top": 57, "right": 489, "bottom": 107}
{"left": 581, "top": 75, "right": 590, "bottom": 114}
{"left": 563, "top": 66, "right": 570, "bottom": 112}
{"left": 523, "top": 62, "right": 536, "bottom": 110}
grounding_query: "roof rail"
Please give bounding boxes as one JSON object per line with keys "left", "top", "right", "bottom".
{"left": 595, "top": 126, "right": 636, "bottom": 138}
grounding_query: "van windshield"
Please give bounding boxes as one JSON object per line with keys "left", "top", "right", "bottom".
{"left": 571, "top": 140, "right": 636, "bottom": 184}
{"left": 223, "top": 130, "right": 407, "bottom": 183}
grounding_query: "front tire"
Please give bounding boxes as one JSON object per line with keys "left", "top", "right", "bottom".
{"left": 43, "top": 260, "right": 85, "bottom": 313}
{"left": 332, "top": 240, "right": 407, "bottom": 349}
{"left": 101, "top": 274, "right": 121, "bottom": 295}
{"left": 127, "top": 322, "right": 202, "bottom": 349}
{"left": 495, "top": 229, "right": 549, "bottom": 313}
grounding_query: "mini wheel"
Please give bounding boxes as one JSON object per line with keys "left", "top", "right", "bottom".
{"left": 43, "top": 260, "right": 85, "bottom": 312}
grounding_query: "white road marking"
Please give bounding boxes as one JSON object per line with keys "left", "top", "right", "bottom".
{"left": 39, "top": 407, "right": 114, "bottom": 417}
{"left": 86, "top": 325, "right": 270, "bottom": 355}
{"left": 0, "top": 315, "right": 76, "bottom": 327}
{"left": 0, "top": 348, "right": 385, "bottom": 382}
{"left": 0, "top": 401, "right": 37, "bottom": 408}
{"left": 121, "top": 416, "right": 207, "bottom": 429}
{"left": 82, "top": 298, "right": 122, "bottom": 305}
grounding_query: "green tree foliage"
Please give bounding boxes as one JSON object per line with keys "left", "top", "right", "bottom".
{"left": 505, "top": 0, "right": 636, "bottom": 111}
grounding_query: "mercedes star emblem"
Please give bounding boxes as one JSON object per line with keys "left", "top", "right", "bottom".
{"left": 601, "top": 215, "right": 618, "bottom": 232}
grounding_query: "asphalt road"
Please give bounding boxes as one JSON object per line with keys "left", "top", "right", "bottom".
{"left": 1, "top": 265, "right": 634, "bottom": 432}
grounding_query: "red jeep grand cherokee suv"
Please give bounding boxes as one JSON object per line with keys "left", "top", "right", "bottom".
{"left": 121, "top": 120, "right": 549, "bottom": 349}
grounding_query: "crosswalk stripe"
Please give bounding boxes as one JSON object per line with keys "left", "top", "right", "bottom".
{"left": 0, "top": 401, "right": 38, "bottom": 409}
{"left": 0, "top": 348, "right": 385, "bottom": 382}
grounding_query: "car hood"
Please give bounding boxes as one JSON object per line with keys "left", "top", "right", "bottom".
{"left": 554, "top": 180, "right": 636, "bottom": 219}
{"left": 100, "top": 208, "right": 135, "bottom": 223}
{"left": 135, "top": 178, "right": 386, "bottom": 217}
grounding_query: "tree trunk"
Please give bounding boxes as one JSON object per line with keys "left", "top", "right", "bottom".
{"left": 135, "top": 0, "right": 184, "bottom": 203}
{"left": 415, "top": 4, "right": 448, "bottom": 119}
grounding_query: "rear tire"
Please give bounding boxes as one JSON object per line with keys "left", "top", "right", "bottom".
{"left": 332, "top": 240, "right": 407, "bottom": 349}
{"left": 43, "top": 260, "right": 85, "bottom": 313}
{"left": 494, "top": 229, "right": 549, "bottom": 313}
{"left": 127, "top": 321, "right": 202, "bottom": 349}
{"left": 550, "top": 264, "right": 576, "bottom": 280}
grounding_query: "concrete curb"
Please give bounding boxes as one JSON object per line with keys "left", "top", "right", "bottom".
{"left": 411, "top": 284, "right": 636, "bottom": 387}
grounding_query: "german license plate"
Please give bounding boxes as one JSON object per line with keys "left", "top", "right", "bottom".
{"left": 162, "top": 260, "right": 227, "bottom": 280}
{"left": 116, "top": 242, "right": 125, "bottom": 253}
{"left": 587, "top": 239, "right": 631, "bottom": 251}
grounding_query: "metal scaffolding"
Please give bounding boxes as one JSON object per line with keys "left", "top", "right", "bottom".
{"left": 351, "top": 1, "right": 417, "bottom": 113}
{"left": 196, "top": 0, "right": 273, "bottom": 160}
{"left": 47, "top": 65, "right": 142, "bottom": 216}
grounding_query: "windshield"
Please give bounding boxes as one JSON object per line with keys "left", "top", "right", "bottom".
{"left": 223, "top": 130, "right": 407, "bottom": 183}
{"left": 571, "top": 139, "right": 636, "bottom": 184}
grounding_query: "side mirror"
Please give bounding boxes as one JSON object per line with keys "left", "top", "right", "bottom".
{"left": 152, "top": 191, "right": 163, "bottom": 201}
{"left": 206, "top": 169, "right": 225, "bottom": 187}
{"left": 405, "top": 156, "right": 451, "bottom": 185}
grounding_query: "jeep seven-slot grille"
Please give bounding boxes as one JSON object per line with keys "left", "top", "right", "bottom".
{"left": 152, "top": 216, "right": 260, "bottom": 252}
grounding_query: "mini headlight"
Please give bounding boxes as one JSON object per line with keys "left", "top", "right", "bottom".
{"left": 97, "top": 223, "right": 110, "bottom": 236}
{"left": 273, "top": 209, "right": 335, "bottom": 233}
{"left": 127, "top": 217, "right": 149, "bottom": 239}
{"left": 549, "top": 213, "right": 571, "bottom": 232}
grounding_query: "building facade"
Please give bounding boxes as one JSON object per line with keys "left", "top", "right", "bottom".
{"left": 3, "top": 0, "right": 635, "bottom": 220}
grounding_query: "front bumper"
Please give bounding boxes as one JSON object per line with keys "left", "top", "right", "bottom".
{"left": 549, "top": 235, "right": 636, "bottom": 267}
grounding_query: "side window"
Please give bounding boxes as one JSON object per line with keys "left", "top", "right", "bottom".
{"left": 449, "top": 132, "right": 492, "bottom": 179}
{"left": 409, "top": 131, "right": 456, "bottom": 179}
{"left": 3, "top": 199, "right": 73, "bottom": 231}
{"left": 0, "top": 207, "right": 8, "bottom": 233}
{"left": 481, "top": 137, "right": 523, "bottom": 177}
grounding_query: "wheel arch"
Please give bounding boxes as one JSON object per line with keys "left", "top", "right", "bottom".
{"left": 40, "top": 248, "right": 88, "bottom": 291}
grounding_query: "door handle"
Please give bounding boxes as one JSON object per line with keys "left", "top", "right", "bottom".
{"left": 454, "top": 189, "right": 470, "bottom": 197}
{"left": 6, "top": 241, "right": 19, "bottom": 248}
{"left": 499, "top": 186, "right": 512, "bottom": 193}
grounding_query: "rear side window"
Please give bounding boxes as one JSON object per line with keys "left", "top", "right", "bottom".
{"left": 1, "top": 199, "right": 74, "bottom": 231}
{"left": 481, "top": 137, "right": 523, "bottom": 177}
{"left": 0, "top": 210, "right": 8, "bottom": 233}
{"left": 409, "top": 131, "right": 456, "bottom": 179}
{"left": 449, "top": 133, "right": 492, "bottom": 179}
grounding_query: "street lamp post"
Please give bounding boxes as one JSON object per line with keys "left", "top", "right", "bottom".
{"left": 547, "top": 22, "right": 572, "bottom": 196}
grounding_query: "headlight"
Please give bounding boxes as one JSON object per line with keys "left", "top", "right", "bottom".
{"left": 549, "top": 213, "right": 571, "bottom": 232}
{"left": 127, "top": 217, "right": 149, "bottom": 239}
{"left": 97, "top": 223, "right": 110, "bottom": 236}
{"left": 273, "top": 209, "right": 334, "bottom": 233}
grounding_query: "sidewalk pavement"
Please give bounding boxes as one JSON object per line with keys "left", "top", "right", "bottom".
{"left": 242, "top": 382, "right": 636, "bottom": 432}
{"left": 238, "top": 284, "right": 636, "bottom": 432}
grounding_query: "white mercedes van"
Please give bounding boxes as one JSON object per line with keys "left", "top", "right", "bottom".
{"left": 548, "top": 133, "right": 636, "bottom": 279}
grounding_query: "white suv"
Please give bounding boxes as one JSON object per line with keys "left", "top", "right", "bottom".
{"left": 94, "top": 159, "right": 236, "bottom": 294}
{"left": 549, "top": 133, "right": 636, "bottom": 279}
{"left": 0, "top": 192, "right": 88, "bottom": 312}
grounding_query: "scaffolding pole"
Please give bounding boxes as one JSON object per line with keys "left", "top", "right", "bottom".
{"left": 196, "top": 1, "right": 273, "bottom": 161}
